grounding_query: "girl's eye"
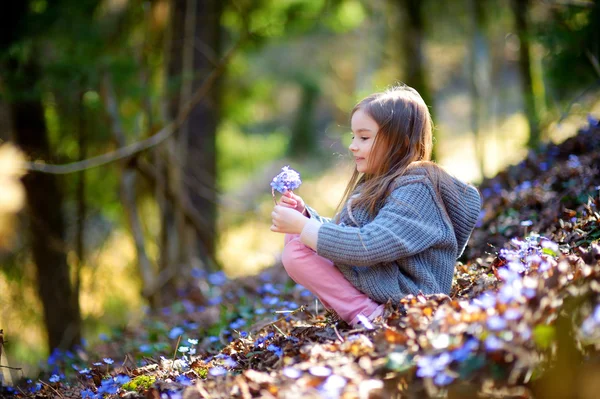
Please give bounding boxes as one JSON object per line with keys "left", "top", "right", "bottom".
{"left": 360, "top": 137, "right": 369, "bottom": 141}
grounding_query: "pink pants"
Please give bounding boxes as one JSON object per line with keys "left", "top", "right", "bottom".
{"left": 282, "top": 234, "right": 382, "bottom": 325}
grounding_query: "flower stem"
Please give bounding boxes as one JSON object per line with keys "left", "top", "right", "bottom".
{"left": 271, "top": 188, "right": 278, "bottom": 205}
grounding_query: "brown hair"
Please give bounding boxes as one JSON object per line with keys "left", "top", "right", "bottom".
{"left": 336, "top": 84, "right": 450, "bottom": 220}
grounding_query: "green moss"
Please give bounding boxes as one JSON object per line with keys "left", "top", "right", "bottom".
{"left": 122, "top": 375, "right": 156, "bottom": 392}
{"left": 194, "top": 367, "right": 208, "bottom": 379}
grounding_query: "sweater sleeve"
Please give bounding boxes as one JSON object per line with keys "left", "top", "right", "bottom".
{"left": 304, "top": 204, "right": 333, "bottom": 224}
{"left": 316, "top": 182, "right": 447, "bottom": 266}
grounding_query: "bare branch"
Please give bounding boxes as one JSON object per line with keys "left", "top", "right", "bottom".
{"left": 23, "top": 36, "right": 243, "bottom": 175}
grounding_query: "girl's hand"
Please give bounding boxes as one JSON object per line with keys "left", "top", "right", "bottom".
{"left": 271, "top": 205, "right": 308, "bottom": 234}
{"left": 279, "top": 191, "right": 306, "bottom": 215}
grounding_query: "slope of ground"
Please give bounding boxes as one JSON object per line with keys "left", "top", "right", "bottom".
{"left": 2, "top": 119, "right": 600, "bottom": 399}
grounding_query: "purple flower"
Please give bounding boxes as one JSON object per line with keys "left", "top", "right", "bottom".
{"left": 271, "top": 166, "right": 302, "bottom": 193}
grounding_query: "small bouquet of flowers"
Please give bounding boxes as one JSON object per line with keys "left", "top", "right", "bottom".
{"left": 270, "top": 166, "right": 302, "bottom": 204}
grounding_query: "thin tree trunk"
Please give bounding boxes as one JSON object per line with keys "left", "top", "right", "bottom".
{"left": 396, "top": 0, "right": 437, "bottom": 160}
{"left": 75, "top": 88, "right": 85, "bottom": 319}
{"left": 511, "top": 0, "right": 541, "bottom": 149}
{"left": 469, "top": 0, "right": 489, "bottom": 179}
{"left": 162, "top": 0, "right": 223, "bottom": 301}
{"left": 5, "top": 57, "right": 82, "bottom": 352}
{"left": 101, "top": 73, "right": 157, "bottom": 305}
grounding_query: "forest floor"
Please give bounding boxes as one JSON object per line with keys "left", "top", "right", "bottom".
{"left": 2, "top": 118, "right": 600, "bottom": 398}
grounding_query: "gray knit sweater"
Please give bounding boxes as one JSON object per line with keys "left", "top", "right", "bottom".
{"left": 303, "top": 168, "right": 482, "bottom": 304}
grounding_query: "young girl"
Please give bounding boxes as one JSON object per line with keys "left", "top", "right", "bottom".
{"left": 270, "top": 85, "right": 482, "bottom": 328}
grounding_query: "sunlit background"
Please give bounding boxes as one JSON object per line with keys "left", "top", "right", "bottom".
{"left": 1, "top": 0, "right": 599, "bottom": 377}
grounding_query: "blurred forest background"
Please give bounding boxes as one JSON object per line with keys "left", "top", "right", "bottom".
{"left": 0, "top": 0, "right": 599, "bottom": 376}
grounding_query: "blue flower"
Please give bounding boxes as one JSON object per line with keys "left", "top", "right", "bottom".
{"left": 49, "top": 374, "right": 60, "bottom": 383}
{"left": 485, "top": 335, "right": 503, "bottom": 351}
{"left": 229, "top": 318, "right": 246, "bottom": 329}
{"left": 267, "top": 344, "right": 283, "bottom": 357}
{"left": 567, "top": 155, "right": 581, "bottom": 168}
{"left": 80, "top": 389, "right": 94, "bottom": 398}
{"left": 97, "top": 378, "right": 119, "bottom": 395}
{"left": 187, "top": 338, "right": 199, "bottom": 346}
{"left": 416, "top": 356, "right": 437, "bottom": 378}
{"left": 433, "top": 371, "right": 454, "bottom": 386}
{"left": 103, "top": 357, "right": 114, "bottom": 365}
{"left": 191, "top": 267, "right": 205, "bottom": 279}
{"left": 474, "top": 293, "right": 496, "bottom": 309}
{"left": 209, "top": 366, "right": 227, "bottom": 377}
{"left": 319, "top": 374, "right": 347, "bottom": 399}
{"left": 208, "top": 296, "right": 222, "bottom": 305}
{"left": 223, "top": 357, "right": 237, "bottom": 368}
{"left": 240, "top": 331, "right": 248, "bottom": 338}
{"left": 79, "top": 368, "right": 91, "bottom": 375}
{"left": 270, "top": 166, "right": 302, "bottom": 193}
{"left": 169, "top": 326, "right": 185, "bottom": 339}
{"left": 283, "top": 367, "right": 302, "bottom": 379}
{"left": 178, "top": 346, "right": 190, "bottom": 353}
{"left": 487, "top": 315, "right": 507, "bottom": 331}
{"left": 262, "top": 296, "right": 279, "bottom": 306}
{"left": 451, "top": 338, "right": 479, "bottom": 362}
{"left": 208, "top": 271, "right": 227, "bottom": 286}
{"left": 114, "top": 374, "right": 131, "bottom": 385}
{"left": 176, "top": 375, "right": 193, "bottom": 386}
{"left": 503, "top": 308, "right": 522, "bottom": 320}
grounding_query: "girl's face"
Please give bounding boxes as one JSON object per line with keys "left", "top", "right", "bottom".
{"left": 349, "top": 108, "right": 380, "bottom": 174}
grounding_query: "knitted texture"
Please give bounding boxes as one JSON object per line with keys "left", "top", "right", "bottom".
{"left": 305, "top": 168, "right": 482, "bottom": 304}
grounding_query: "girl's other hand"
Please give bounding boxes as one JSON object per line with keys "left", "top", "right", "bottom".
{"left": 279, "top": 191, "right": 306, "bottom": 215}
{"left": 271, "top": 205, "right": 308, "bottom": 234}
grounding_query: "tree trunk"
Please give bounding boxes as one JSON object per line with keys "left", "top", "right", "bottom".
{"left": 396, "top": 0, "right": 437, "bottom": 160}
{"left": 183, "top": 0, "right": 222, "bottom": 266}
{"left": 4, "top": 57, "right": 82, "bottom": 352}
{"left": 511, "top": 0, "right": 541, "bottom": 149}
{"left": 288, "top": 78, "right": 320, "bottom": 158}
{"left": 469, "top": 0, "right": 490, "bottom": 180}
{"left": 164, "top": 0, "right": 223, "bottom": 291}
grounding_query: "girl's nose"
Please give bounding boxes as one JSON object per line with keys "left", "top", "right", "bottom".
{"left": 349, "top": 141, "right": 357, "bottom": 152}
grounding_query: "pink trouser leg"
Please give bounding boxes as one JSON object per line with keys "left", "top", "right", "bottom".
{"left": 282, "top": 234, "right": 382, "bottom": 325}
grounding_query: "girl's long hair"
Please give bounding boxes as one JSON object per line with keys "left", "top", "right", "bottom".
{"left": 336, "top": 84, "right": 451, "bottom": 220}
